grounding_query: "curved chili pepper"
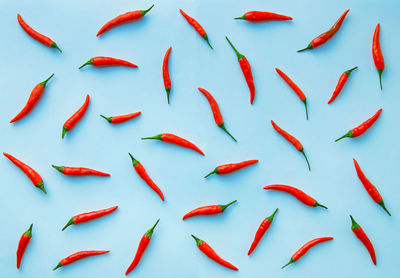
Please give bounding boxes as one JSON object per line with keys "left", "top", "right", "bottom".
{"left": 335, "top": 108, "right": 382, "bottom": 142}
{"left": 191, "top": 235, "right": 238, "bottom": 271}
{"left": 226, "top": 36, "right": 255, "bottom": 104}
{"left": 96, "top": 5, "right": 154, "bottom": 36}
{"left": 182, "top": 200, "right": 236, "bottom": 220}
{"left": 100, "top": 112, "right": 141, "bottom": 124}
{"left": 17, "top": 14, "right": 62, "bottom": 52}
{"left": 10, "top": 74, "right": 54, "bottom": 123}
{"left": 52, "top": 165, "right": 110, "bottom": 177}
{"left": 353, "top": 159, "right": 390, "bottom": 216}
{"left": 16, "top": 224, "right": 33, "bottom": 269}
{"left": 327, "top": 67, "right": 357, "bottom": 104}
{"left": 205, "top": 160, "right": 258, "bottom": 178}
{"left": 372, "top": 24, "right": 384, "bottom": 90}
{"left": 3, "top": 152, "right": 46, "bottom": 194}
{"left": 162, "top": 47, "right": 172, "bottom": 103}
{"left": 53, "top": 250, "right": 109, "bottom": 270}
{"left": 248, "top": 208, "right": 278, "bottom": 256}
{"left": 62, "top": 94, "right": 90, "bottom": 139}
{"left": 179, "top": 9, "right": 213, "bottom": 49}
{"left": 298, "top": 9, "right": 349, "bottom": 52}
{"left": 350, "top": 215, "right": 376, "bottom": 265}
{"left": 142, "top": 133, "right": 204, "bottom": 156}
{"left": 263, "top": 184, "right": 327, "bottom": 209}
{"left": 128, "top": 153, "right": 164, "bottom": 201}
{"left": 125, "top": 219, "right": 159, "bottom": 275}
{"left": 282, "top": 237, "right": 333, "bottom": 268}
{"left": 79, "top": 57, "right": 137, "bottom": 69}
{"left": 62, "top": 206, "right": 118, "bottom": 231}
{"left": 235, "top": 11, "right": 292, "bottom": 22}
{"left": 198, "top": 87, "right": 236, "bottom": 142}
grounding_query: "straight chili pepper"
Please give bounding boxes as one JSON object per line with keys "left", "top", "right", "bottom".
{"left": 198, "top": 87, "right": 236, "bottom": 142}
{"left": 248, "top": 208, "right": 278, "bottom": 256}
{"left": 182, "top": 200, "right": 236, "bottom": 220}
{"left": 79, "top": 57, "right": 137, "bottom": 69}
{"left": 100, "top": 112, "right": 141, "bottom": 124}
{"left": 125, "top": 219, "right": 159, "bottom": 275}
{"left": 282, "top": 237, "right": 333, "bottom": 268}
{"left": 17, "top": 14, "right": 62, "bottom": 52}
{"left": 335, "top": 108, "right": 382, "bottom": 142}
{"left": 298, "top": 9, "right": 349, "bottom": 52}
{"left": 62, "top": 94, "right": 90, "bottom": 139}
{"left": 235, "top": 11, "right": 292, "bottom": 22}
{"left": 372, "top": 24, "right": 384, "bottom": 90}
{"left": 96, "top": 5, "right": 154, "bottom": 36}
{"left": 52, "top": 165, "right": 110, "bottom": 177}
{"left": 3, "top": 152, "right": 46, "bottom": 194}
{"left": 205, "top": 160, "right": 258, "bottom": 178}
{"left": 327, "top": 67, "right": 357, "bottom": 104}
{"left": 179, "top": 9, "right": 213, "bottom": 49}
{"left": 162, "top": 47, "right": 172, "bottom": 103}
{"left": 142, "top": 133, "right": 204, "bottom": 156}
{"left": 53, "top": 250, "right": 109, "bottom": 270}
{"left": 16, "top": 224, "right": 33, "bottom": 269}
{"left": 350, "top": 215, "right": 376, "bottom": 265}
{"left": 62, "top": 206, "right": 118, "bottom": 231}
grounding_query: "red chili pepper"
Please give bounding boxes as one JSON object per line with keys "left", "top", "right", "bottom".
{"left": 298, "top": 9, "right": 349, "bottom": 52}
{"left": 79, "top": 57, "right": 138, "bottom": 69}
{"left": 248, "top": 208, "right": 278, "bottom": 256}
{"left": 62, "top": 206, "right": 118, "bottom": 231}
{"left": 125, "top": 219, "right": 159, "bottom": 275}
{"left": 17, "top": 14, "right": 62, "bottom": 52}
{"left": 191, "top": 235, "right": 238, "bottom": 271}
{"left": 205, "top": 160, "right": 258, "bottom": 178}
{"left": 198, "top": 87, "right": 236, "bottom": 142}
{"left": 179, "top": 9, "right": 213, "bottom": 49}
{"left": 226, "top": 36, "right": 255, "bottom": 104}
{"left": 335, "top": 108, "right": 382, "bottom": 142}
{"left": 162, "top": 47, "right": 172, "bottom": 104}
{"left": 353, "top": 159, "right": 390, "bottom": 216}
{"left": 235, "top": 11, "right": 292, "bottom": 22}
{"left": 3, "top": 152, "right": 46, "bottom": 194}
{"left": 96, "top": 5, "right": 154, "bottom": 37}
{"left": 372, "top": 23, "right": 384, "bottom": 90}
{"left": 16, "top": 224, "right": 33, "bottom": 269}
{"left": 62, "top": 94, "right": 90, "bottom": 139}
{"left": 52, "top": 165, "right": 110, "bottom": 177}
{"left": 100, "top": 112, "right": 141, "bottom": 124}
{"left": 53, "top": 250, "right": 109, "bottom": 270}
{"left": 182, "top": 200, "right": 236, "bottom": 220}
{"left": 142, "top": 133, "right": 204, "bottom": 156}
{"left": 327, "top": 66, "right": 357, "bottom": 104}
{"left": 282, "top": 237, "right": 333, "bottom": 268}
{"left": 263, "top": 184, "right": 327, "bottom": 209}
{"left": 350, "top": 215, "right": 376, "bottom": 265}
{"left": 128, "top": 153, "right": 164, "bottom": 201}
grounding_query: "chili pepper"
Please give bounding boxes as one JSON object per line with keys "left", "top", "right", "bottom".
{"left": 142, "top": 133, "right": 204, "bottom": 156}
{"left": 10, "top": 74, "right": 54, "bottom": 123}
{"left": 16, "top": 224, "right": 33, "bottom": 269}
{"left": 263, "top": 184, "right": 327, "bottom": 209}
{"left": 298, "top": 9, "right": 349, "bottom": 52}
{"left": 372, "top": 24, "right": 384, "bottom": 90}
{"left": 191, "top": 235, "right": 238, "bottom": 271}
{"left": 182, "top": 200, "right": 236, "bottom": 220}
{"left": 53, "top": 250, "right": 109, "bottom": 270}
{"left": 17, "top": 14, "right": 62, "bottom": 52}
{"left": 353, "top": 159, "right": 390, "bottom": 216}
{"left": 248, "top": 208, "right": 278, "bottom": 256}
{"left": 100, "top": 112, "right": 141, "bottom": 124}
{"left": 79, "top": 57, "right": 137, "bottom": 69}
{"left": 96, "top": 5, "right": 154, "bottom": 36}
{"left": 125, "top": 219, "right": 159, "bottom": 275}
{"left": 205, "top": 160, "right": 258, "bottom": 178}
{"left": 3, "top": 152, "right": 46, "bottom": 194}
{"left": 128, "top": 153, "right": 164, "bottom": 201}
{"left": 198, "top": 87, "right": 236, "bottom": 142}
{"left": 62, "top": 206, "right": 118, "bottom": 231}
{"left": 62, "top": 94, "right": 90, "bottom": 139}
{"left": 226, "top": 36, "right": 255, "bottom": 104}
{"left": 282, "top": 237, "right": 333, "bottom": 268}
{"left": 52, "top": 165, "right": 110, "bottom": 177}
{"left": 235, "top": 11, "right": 292, "bottom": 22}
{"left": 327, "top": 67, "right": 357, "bottom": 104}
{"left": 335, "top": 108, "right": 382, "bottom": 142}
{"left": 350, "top": 215, "right": 376, "bottom": 265}
{"left": 179, "top": 9, "right": 213, "bottom": 49}
{"left": 162, "top": 47, "right": 172, "bottom": 104}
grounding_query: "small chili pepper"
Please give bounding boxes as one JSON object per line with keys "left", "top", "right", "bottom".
{"left": 142, "top": 133, "right": 204, "bottom": 156}
{"left": 162, "top": 47, "right": 172, "bottom": 104}
{"left": 182, "top": 200, "right": 236, "bottom": 220}
{"left": 335, "top": 108, "right": 382, "bottom": 142}
{"left": 3, "top": 152, "right": 46, "bottom": 194}
{"left": 10, "top": 74, "right": 54, "bottom": 123}
{"left": 282, "top": 237, "right": 333, "bottom": 268}
{"left": 53, "top": 250, "right": 109, "bottom": 270}
{"left": 52, "top": 165, "right": 110, "bottom": 177}
{"left": 205, "top": 160, "right": 258, "bottom": 178}
{"left": 191, "top": 235, "right": 238, "bottom": 271}
{"left": 125, "top": 219, "right": 159, "bottom": 275}
{"left": 179, "top": 9, "right": 213, "bottom": 49}
{"left": 353, "top": 159, "right": 390, "bottom": 216}
{"left": 372, "top": 24, "right": 384, "bottom": 90}
{"left": 62, "top": 206, "right": 118, "bottom": 231}
{"left": 79, "top": 57, "right": 137, "bottom": 69}
{"left": 263, "top": 184, "right": 327, "bottom": 209}
{"left": 234, "top": 11, "right": 292, "bottom": 22}
{"left": 100, "top": 112, "right": 141, "bottom": 124}
{"left": 327, "top": 67, "right": 357, "bottom": 104}
{"left": 226, "top": 36, "right": 255, "bottom": 104}
{"left": 350, "top": 215, "right": 376, "bottom": 265}
{"left": 16, "top": 224, "right": 33, "bottom": 269}
{"left": 248, "top": 208, "right": 278, "bottom": 256}
{"left": 62, "top": 94, "right": 90, "bottom": 139}
{"left": 17, "top": 14, "right": 62, "bottom": 52}
{"left": 298, "top": 9, "right": 349, "bottom": 52}
{"left": 128, "top": 153, "right": 164, "bottom": 201}
{"left": 198, "top": 87, "right": 236, "bottom": 142}
{"left": 96, "top": 5, "right": 154, "bottom": 36}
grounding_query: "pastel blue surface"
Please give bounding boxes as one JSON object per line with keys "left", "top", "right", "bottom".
{"left": 0, "top": 0, "right": 398, "bottom": 277}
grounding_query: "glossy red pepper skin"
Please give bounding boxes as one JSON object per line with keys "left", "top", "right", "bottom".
{"left": 235, "top": 11, "right": 292, "bottom": 22}
{"left": 182, "top": 200, "right": 236, "bottom": 220}
{"left": 142, "top": 133, "right": 204, "bottom": 156}
{"left": 350, "top": 215, "right": 376, "bottom": 265}
{"left": 52, "top": 165, "right": 110, "bottom": 177}
{"left": 16, "top": 224, "right": 33, "bottom": 269}
{"left": 79, "top": 57, "right": 138, "bottom": 69}
{"left": 53, "top": 250, "right": 109, "bottom": 270}
{"left": 62, "top": 94, "right": 90, "bottom": 139}
{"left": 62, "top": 206, "right": 118, "bottom": 231}
{"left": 162, "top": 47, "right": 172, "bottom": 103}
{"left": 372, "top": 24, "right": 384, "bottom": 90}
{"left": 327, "top": 67, "right": 357, "bottom": 104}
{"left": 100, "top": 112, "right": 141, "bottom": 124}
{"left": 248, "top": 209, "right": 278, "bottom": 256}
{"left": 180, "top": 9, "right": 213, "bottom": 49}
{"left": 205, "top": 160, "right": 258, "bottom": 178}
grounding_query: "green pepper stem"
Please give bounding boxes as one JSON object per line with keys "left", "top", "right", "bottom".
{"left": 128, "top": 153, "right": 139, "bottom": 166}
{"left": 225, "top": 36, "right": 244, "bottom": 60}
{"left": 52, "top": 165, "right": 64, "bottom": 172}
{"left": 62, "top": 218, "right": 75, "bottom": 231}
{"left": 220, "top": 200, "right": 237, "bottom": 212}
{"left": 100, "top": 115, "right": 112, "bottom": 123}
{"left": 24, "top": 223, "right": 33, "bottom": 237}
{"left": 297, "top": 44, "right": 312, "bottom": 52}
{"left": 53, "top": 262, "right": 62, "bottom": 271}
{"left": 191, "top": 234, "right": 203, "bottom": 246}
{"left": 51, "top": 42, "right": 62, "bottom": 53}
{"left": 378, "top": 69, "right": 383, "bottom": 90}
{"left": 267, "top": 208, "right": 279, "bottom": 222}
{"left": 315, "top": 202, "right": 328, "bottom": 209}
{"left": 345, "top": 66, "right": 358, "bottom": 76}
{"left": 62, "top": 126, "right": 68, "bottom": 139}
{"left": 281, "top": 258, "right": 295, "bottom": 269}
{"left": 300, "top": 149, "right": 311, "bottom": 171}
{"left": 141, "top": 4, "right": 154, "bottom": 16}
{"left": 303, "top": 99, "right": 308, "bottom": 120}
{"left": 378, "top": 201, "right": 391, "bottom": 216}
{"left": 219, "top": 123, "right": 237, "bottom": 142}
{"left": 202, "top": 34, "right": 213, "bottom": 49}
{"left": 79, "top": 59, "right": 93, "bottom": 69}
{"left": 234, "top": 15, "right": 246, "bottom": 20}
{"left": 36, "top": 182, "right": 46, "bottom": 194}
{"left": 350, "top": 215, "right": 360, "bottom": 229}
{"left": 335, "top": 130, "right": 352, "bottom": 142}
{"left": 166, "top": 88, "right": 171, "bottom": 104}
{"left": 204, "top": 168, "right": 218, "bottom": 178}
{"left": 145, "top": 219, "right": 160, "bottom": 238}
{"left": 40, "top": 73, "right": 54, "bottom": 87}
{"left": 141, "top": 134, "right": 162, "bottom": 140}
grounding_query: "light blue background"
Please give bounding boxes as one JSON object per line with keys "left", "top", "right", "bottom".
{"left": 0, "top": 0, "right": 398, "bottom": 277}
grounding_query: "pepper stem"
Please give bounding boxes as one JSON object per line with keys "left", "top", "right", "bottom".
{"left": 378, "top": 69, "right": 383, "bottom": 90}
{"left": 220, "top": 200, "right": 237, "bottom": 212}
{"left": 266, "top": 208, "right": 279, "bottom": 222}
{"left": 335, "top": 130, "right": 353, "bottom": 142}
{"left": 52, "top": 165, "right": 64, "bottom": 173}
{"left": 166, "top": 88, "right": 171, "bottom": 104}
{"left": 53, "top": 262, "right": 62, "bottom": 271}
{"left": 36, "top": 182, "right": 46, "bottom": 194}
{"left": 51, "top": 42, "right": 62, "bottom": 53}
{"left": 191, "top": 234, "right": 203, "bottom": 246}
{"left": 62, "top": 126, "right": 68, "bottom": 139}
{"left": 303, "top": 99, "right": 308, "bottom": 120}
{"left": 297, "top": 44, "right": 312, "bottom": 52}
{"left": 350, "top": 215, "right": 360, "bottom": 229}
{"left": 378, "top": 200, "right": 391, "bottom": 216}
{"left": 202, "top": 34, "right": 213, "bottom": 49}
{"left": 141, "top": 134, "right": 163, "bottom": 140}
{"left": 39, "top": 73, "right": 55, "bottom": 87}
{"left": 225, "top": 36, "right": 244, "bottom": 60}
{"left": 141, "top": 4, "right": 154, "bottom": 16}
{"left": 345, "top": 66, "right": 358, "bottom": 76}
{"left": 281, "top": 258, "right": 295, "bottom": 269}
{"left": 24, "top": 223, "right": 33, "bottom": 237}
{"left": 234, "top": 15, "right": 246, "bottom": 20}
{"left": 128, "top": 153, "right": 139, "bottom": 166}
{"left": 219, "top": 123, "right": 237, "bottom": 142}
{"left": 315, "top": 201, "right": 328, "bottom": 209}
{"left": 78, "top": 59, "right": 93, "bottom": 69}
{"left": 204, "top": 168, "right": 218, "bottom": 178}
{"left": 145, "top": 219, "right": 160, "bottom": 238}
{"left": 62, "top": 218, "right": 75, "bottom": 231}
{"left": 300, "top": 149, "right": 311, "bottom": 171}
{"left": 100, "top": 115, "right": 112, "bottom": 123}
